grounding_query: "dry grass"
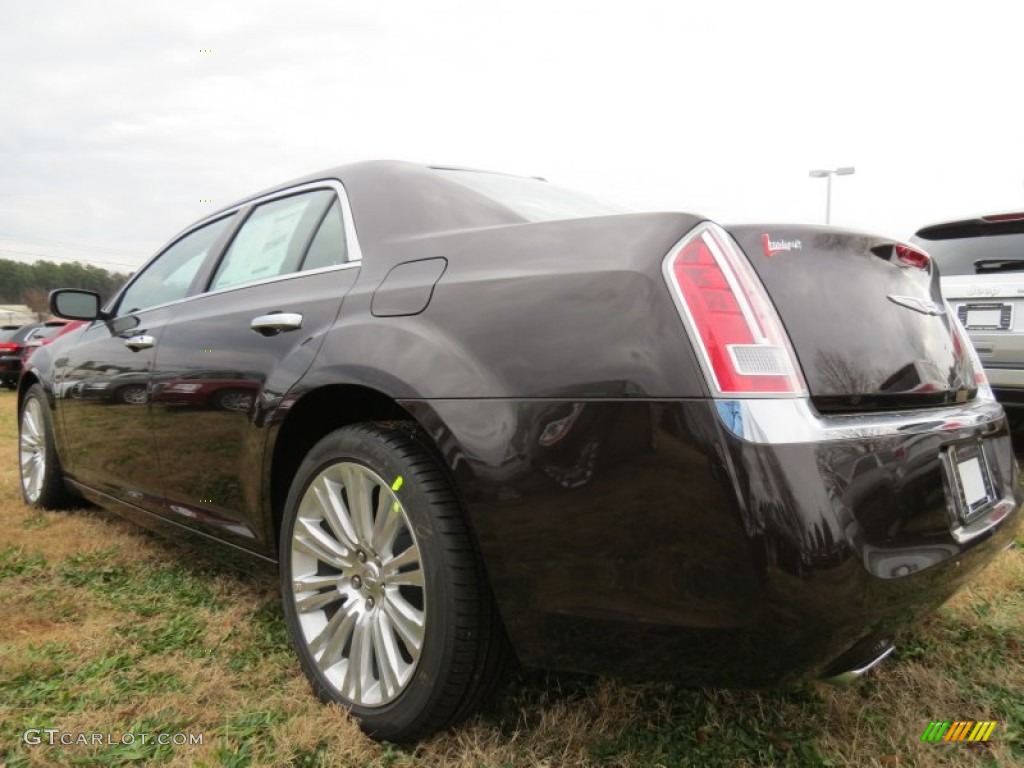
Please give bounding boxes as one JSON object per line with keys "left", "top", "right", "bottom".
{"left": 0, "top": 388, "right": 1022, "bottom": 767}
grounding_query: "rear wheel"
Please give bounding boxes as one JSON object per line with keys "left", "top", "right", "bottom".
{"left": 279, "top": 422, "right": 510, "bottom": 742}
{"left": 19, "top": 384, "right": 75, "bottom": 508}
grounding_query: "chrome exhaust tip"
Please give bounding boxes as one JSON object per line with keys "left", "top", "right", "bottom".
{"left": 822, "top": 643, "right": 895, "bottom": 687}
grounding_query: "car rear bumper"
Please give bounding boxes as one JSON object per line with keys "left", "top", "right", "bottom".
{"left": 412, "top": 395, "right": 1022, "bottom": 685}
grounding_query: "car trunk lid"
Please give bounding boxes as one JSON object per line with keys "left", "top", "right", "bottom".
{"left": 726, "top": 225, "right": 976, "bottom": 413}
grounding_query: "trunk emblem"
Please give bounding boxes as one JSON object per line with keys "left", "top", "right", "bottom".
{"left": 887, "top": 294, "right": 945, "bottom": 316}
{"left": 761, "top": 234, "right": 802, "bottom": 257}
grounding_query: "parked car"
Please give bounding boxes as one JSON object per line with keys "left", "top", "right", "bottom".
{"left": 913, "top": 213, "right": 1024, "bottom": 425}
{"left": 21, "top": 319, "right": 87, "bottom": 364}
{"left": 18, "top": 162, "right": 1022, "bottom": 742}
{"left": 1, "top": 320, "right": 68, "bottom": 389}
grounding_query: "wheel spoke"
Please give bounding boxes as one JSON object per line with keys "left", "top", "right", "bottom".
{"left": 293, "top": 517, "right": 354, "bottom": 570}
{"left": 387, "top": 566, "right": 424, "bottom": 588}
{"left": 340, "top": 464, "right": 375, "bottom": 546}
{"left": 371, "top": 610, "right": 404, "bottom": 699}
{"left": 313, "top": 599, "right": 359, "bottom": 669}
{"left": 293, "top": 573, "right": 343, "bottom": 592}
{"left": 382, "top": 544, "right": 421, "bottom": 577}
{"left": 295, "top": 588, "right": 343, "bottom": 614}
{"left": 371, "top": 493, "right": 404, "bottom": 555}
{"left": 342, "top": 615, "right": 373, "bottom": 701}
{"left": 382, "top": 589, "right": 425, "bottom": 656}
{"left": 311, "top": 476, "right": 360, "bottom": 551}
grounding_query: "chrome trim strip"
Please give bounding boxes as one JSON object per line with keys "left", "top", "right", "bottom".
{"left": 714, "top": 395, "right": 1005, "bottom": 445}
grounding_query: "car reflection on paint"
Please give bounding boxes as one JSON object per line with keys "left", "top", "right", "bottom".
{"left": 68, "top": 369, "right": 151, "bottom": 404}
{"left": 150, "top": 370, "right": 260, "bottom": 412}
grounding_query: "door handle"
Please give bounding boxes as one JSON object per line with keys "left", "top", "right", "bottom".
{"left": 124, "top": 334, "right": 155, "bottom": 350}
{"left": 251, "top": 312, "right": 303, "bottom": 335}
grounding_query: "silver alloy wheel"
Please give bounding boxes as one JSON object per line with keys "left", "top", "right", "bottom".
{"left": 290, "top": 461, "right": 426, "bottom": 708}
{"left": 217, "top": 391, "right": 252, "bottom": 412}
{"left": 20, "top": 397, "right": 46, "bottom": 504}
{"left": 119, "top": 386, "right": 148, "bottom": 405}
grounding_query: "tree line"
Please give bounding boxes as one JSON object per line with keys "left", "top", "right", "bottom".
{"left": 0, "top": 258, "right": 131, "bottom": 312}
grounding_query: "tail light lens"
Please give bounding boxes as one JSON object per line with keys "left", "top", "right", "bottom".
{"left": 947, "top": 301, "right": 993, "bottom": 396}
{"left": 894, "top": 243, "right": 931, "bottom": 270}
{"left": 662, "top": 222, "right": 806, "bottom": 396}
{"left": 0, "top": 343, "right": 20, "bottom": 354}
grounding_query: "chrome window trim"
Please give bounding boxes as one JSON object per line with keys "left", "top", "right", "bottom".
{"left": 110, "top": 178, "right": 363, "bottom": 316}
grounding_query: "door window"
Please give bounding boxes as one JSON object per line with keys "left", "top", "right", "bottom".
{"left": 210, "top": 190, "right": 334, "bottom": 291}
{"left": 117, "top": 216, "right": 233, "bottom": 314}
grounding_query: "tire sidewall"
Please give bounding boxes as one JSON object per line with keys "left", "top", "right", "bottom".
{"left": 279, "top": 425, "right": 457, "bottom": 737}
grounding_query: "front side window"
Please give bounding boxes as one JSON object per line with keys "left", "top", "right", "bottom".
{"left": 118, "top": 216, "right": 233, "bottom": 314}
{"left": 210, "top": 190, "right": 334, "bottom": 291}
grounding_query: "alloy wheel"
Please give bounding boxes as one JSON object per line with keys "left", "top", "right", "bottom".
{"left": 289, "top": 461, "right": 426, "bottom": 707}
{"left": 20, "top": 397, "right": 46, "bottom": 504}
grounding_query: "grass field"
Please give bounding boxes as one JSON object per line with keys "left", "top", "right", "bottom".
{"left": 1, "top": 388, "right": 1022, "bottom": 767}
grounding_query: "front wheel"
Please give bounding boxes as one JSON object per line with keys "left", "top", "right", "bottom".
{"left": 19, "top": 383, "right": 75, "bottom": 508}
{"left": 280, "top": 422, "right": 509, "bottom": 742}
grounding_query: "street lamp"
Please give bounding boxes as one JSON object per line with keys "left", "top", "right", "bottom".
{"left": 809, "top": 166, "right": 855, "bottom": 224}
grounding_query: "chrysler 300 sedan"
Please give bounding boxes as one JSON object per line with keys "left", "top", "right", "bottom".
{"left": 18, "top": 161, "right": 1022, "bottom": 742}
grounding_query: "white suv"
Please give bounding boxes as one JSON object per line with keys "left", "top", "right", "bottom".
{"left": 914, "top": 213, "right": 1024, "bottom": 426}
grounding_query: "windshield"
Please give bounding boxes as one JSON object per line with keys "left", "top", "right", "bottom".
{"left": 436, "top": 169, "right": 629, "bottom": 223}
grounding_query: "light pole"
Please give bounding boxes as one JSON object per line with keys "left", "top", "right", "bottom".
{"left": 809, "top": 166, "right": 855, "bottom": 224}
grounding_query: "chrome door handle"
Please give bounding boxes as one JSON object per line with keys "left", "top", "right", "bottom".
{"left": 251, "top": 312, "right": 303, "bottom": 335}
{"left": 124, "top": 334, "right": 155, "bottom": 350}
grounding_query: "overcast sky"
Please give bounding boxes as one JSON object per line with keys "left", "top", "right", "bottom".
{"left": 2, "top": 1, "right": 1022, "bottom": 273}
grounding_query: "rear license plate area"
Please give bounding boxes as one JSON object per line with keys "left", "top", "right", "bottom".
{"left": 942, "top": 441, "right": 997, "bottom": 525}
{"left": 958, "top": 302, "right": 1012, "bottom": 330}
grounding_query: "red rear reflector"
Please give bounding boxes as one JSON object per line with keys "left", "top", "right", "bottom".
{"left": 894, "top": 243, "right": 930, "bottom": 270}
{"left": 663, "top": 223, "right": 806, "bottom": 396}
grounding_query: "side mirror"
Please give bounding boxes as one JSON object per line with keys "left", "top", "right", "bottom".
{"left": 50, "top": 289, "right": 102, "bottom": 321}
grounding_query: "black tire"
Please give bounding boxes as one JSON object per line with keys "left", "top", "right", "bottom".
{"left": 279, "top": 422, "right": 510, "bottom": 742}
{"left": 18, "top": 383, "right": 76, "bottom": 509}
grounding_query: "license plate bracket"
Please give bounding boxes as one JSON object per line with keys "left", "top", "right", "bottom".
{"left": 943, "top": 441, "right": 997, "bottom": 525}
{"left": 958, "top": 302, "right": 1012, "bottom": 331}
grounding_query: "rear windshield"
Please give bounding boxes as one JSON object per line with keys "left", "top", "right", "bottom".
{"left": 914, "top": 232, "right": 1024, "bottom": 276}
{"left": 0, "top": 327, "right": 22, "bottom": 342}
{"left": 435, "top": 169, "right": 629, "bottom": 223}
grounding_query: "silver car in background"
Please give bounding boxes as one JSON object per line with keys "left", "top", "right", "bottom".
{"left": 914, "top": 213, "right": 1024, "bottom": 428}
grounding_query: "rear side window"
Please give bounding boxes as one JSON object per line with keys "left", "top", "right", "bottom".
{"left": 210, "top": 190, "right": 334, "bottom": 291}
{"left": 915, "top": 232, "right": 1024, "bottom": 276}
{"left": 118, "top": 216, "right": 233, "bottom": 314}
{"left": 300, "top": 200, "right": 348, "bottom": 270}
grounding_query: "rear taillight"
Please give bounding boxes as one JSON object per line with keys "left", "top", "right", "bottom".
{"left": 662, "top": 222, "right": 806, "bottom": 396}
{"left": 894, "top": 243, "right": 931, "bottom": 270}
{"left": 947, "top": 302, "right": 992, "bottom": 395}
{"left": 0, "top": 343, "right": 20, "bottom": 353}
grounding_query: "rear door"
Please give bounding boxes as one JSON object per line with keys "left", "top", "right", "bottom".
{"left": 148, "top": 181, "right": 360, "bottom": 549}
